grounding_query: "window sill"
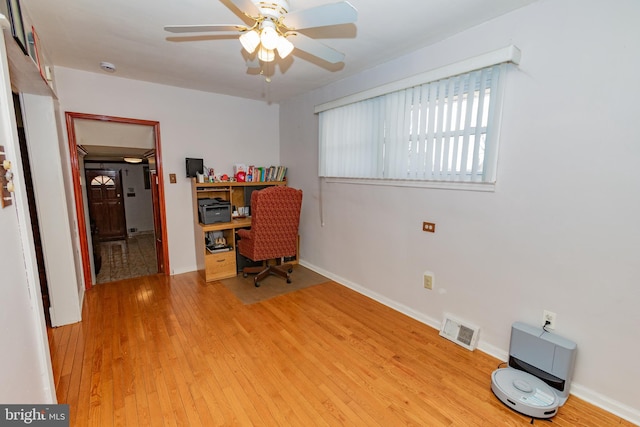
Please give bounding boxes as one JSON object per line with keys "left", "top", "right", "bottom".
{"left": 321, "top": 177, "right": 496, "bottom": 192}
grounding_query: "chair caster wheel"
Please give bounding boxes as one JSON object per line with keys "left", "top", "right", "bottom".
{"left": 288, "top": 268, "right": 293, "bottom": 273}
{"left": 243, "top": 273, "right": 248, "bottom": 278}
{"left": 286, "top": 278, "right": 291, "bottom": 284}
{"left": 255, "top": 282, "right": 260, "bottom": 287}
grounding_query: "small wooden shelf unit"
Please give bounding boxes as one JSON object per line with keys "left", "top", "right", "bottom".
{"left": 191, "top": 179, "right": 291, "bottom": 282}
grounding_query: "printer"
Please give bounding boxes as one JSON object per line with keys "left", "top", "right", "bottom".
{"left": 198, "top": 198, "right": 231, "bottom": 224}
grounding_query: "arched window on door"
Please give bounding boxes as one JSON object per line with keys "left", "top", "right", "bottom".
{"left": 90, "top": 175, "right": 115, "bottom": 187}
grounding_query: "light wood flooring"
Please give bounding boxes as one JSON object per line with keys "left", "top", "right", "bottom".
{"left": 48, "top": 272, "right": 635, "bottom": 426}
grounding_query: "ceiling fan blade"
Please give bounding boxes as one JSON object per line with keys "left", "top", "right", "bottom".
{"left": 246, "top": 57, "right": 260, "bottom": 69}
{"left": 282, "top": 1, "right": 357, "bottom": 30}
{"left": 287, "top": 32, "right": 345, "bottom": 64}
{"left": 228, "top": 0, "right": 261, "bottom": 18}
{"left": 164, "top": 24, "right": 247, "bottom": 33}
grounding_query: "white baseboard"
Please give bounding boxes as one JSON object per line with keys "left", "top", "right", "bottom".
{"left": 476, "top": 342, "right": 508, "bottom": 365}
{"left": 298, "top": 260, "right": 640, "bottom": 426}
{"left": 569, "top": 384, "right": 640, "bottom": 426}
{"left": 78, "top": 287, "right": 85, "bottom": 320}
{"left": 299, "top": 260, "right": 441, "bottom": 330}
{"left": 127, "top": 229, "right": 154, "bottom": 237}
{"left": 171, "top": 265, "right": 198, "bottom": 276}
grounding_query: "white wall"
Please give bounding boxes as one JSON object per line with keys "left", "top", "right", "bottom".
{"left": 21, "top": 93, "right": 82, "bottom": 327}
{"left": 53, "top": 68, "right": 280, "bottom": 274}
{"left": 280, "top": 0, "right": 640, "bottom": 422}
{"left": 0, "top": 23, "right": 55, "bottom": 403}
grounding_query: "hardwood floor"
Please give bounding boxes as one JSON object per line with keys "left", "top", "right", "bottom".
{"left": 48, "top": 272, "right": 634, "bottom": 426}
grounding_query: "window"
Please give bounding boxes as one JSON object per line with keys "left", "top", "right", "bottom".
{"left": 317, "top": 47, "right": 520, "bottom": 190}
{"left": 90, "top": 175, "right": 115, "bottom": 186}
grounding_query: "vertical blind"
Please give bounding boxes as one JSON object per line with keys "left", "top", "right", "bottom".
{"left": 319, "top": 63, "right": 508, "bottom": 183}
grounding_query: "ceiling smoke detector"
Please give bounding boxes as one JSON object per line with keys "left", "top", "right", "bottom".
{"left": 99, "top": 61, "right": 116, "bottom": 73}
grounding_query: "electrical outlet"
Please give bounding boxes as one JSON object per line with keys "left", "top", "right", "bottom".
{"left": 423, "top": 271, "right": 434, "bottom": 290}
{"left": 423, "top": 222, "right": 436, "bottom": 232}
{"left": 543, "top": 310, "right": 557, "bottom": 330}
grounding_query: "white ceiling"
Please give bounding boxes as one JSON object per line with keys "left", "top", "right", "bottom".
{"left": 24, "top": 0, "right": 537, "bottom": 103}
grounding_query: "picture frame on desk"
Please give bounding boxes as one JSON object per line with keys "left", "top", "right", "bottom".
{"left": 3, "top": 0, "right": 28, "bottom": 55}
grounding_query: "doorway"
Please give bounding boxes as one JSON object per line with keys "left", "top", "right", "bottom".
{"left": 66, "top": 112, "right": 170, "bottom": 289}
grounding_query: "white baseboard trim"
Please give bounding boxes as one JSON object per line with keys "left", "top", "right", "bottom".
{"left": 299, "top": 260, "right": 441, "bottom": 330}
{"left": 299, "top": 260, "right": 640, "bottom": 426}
{"left": 476, "top": 342, "right": 508, "bottom": 365}
{"left": 127, "top": 229, "right": 154, "bottom": 237}
{"left": 569, "top": 384, "right": 640, "bottom": 426}
{"left": 78, "top": 287, "right": 85, "bottom": 320}
{"left": 171, "top": 265, "right": 198, "bottom": 276}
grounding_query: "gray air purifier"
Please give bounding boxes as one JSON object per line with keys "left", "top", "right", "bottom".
{"left": 491, "top": 321, "right": 577, "bottom": 419}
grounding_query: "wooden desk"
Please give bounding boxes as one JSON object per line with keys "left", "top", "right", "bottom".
{"left": 201, "top": 216, "right": 252, "bottom": 233}
{"left": 198, "top": 217, "right": 252, "bottom": 281}
{"left": 191, "top": 179, "right": 291, "bottom": 282}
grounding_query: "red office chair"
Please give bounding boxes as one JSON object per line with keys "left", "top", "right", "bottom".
{"left": 237, "top": 186, "right": 303, "bottom": 287}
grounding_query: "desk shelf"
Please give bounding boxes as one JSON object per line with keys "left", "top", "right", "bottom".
{"left": 199, "top": 217, "right": 252, "bottom": 232}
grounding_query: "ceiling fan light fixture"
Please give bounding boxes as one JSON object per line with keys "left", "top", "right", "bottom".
{"left": 276, "top": 36, "right": 294, "bottom": 59}
{"left": 124, "top": 157, "right": 143, "bottom": 164}
{"left": 257, "top": 46, "right": 275, "bottom": 62}
{"left": 239, "top": 29, "right": 260, "bottom": 54}
{"left": 260, "top": 22, "right": 279, "bottom": 50}
{"left": 165, "top": 0, "right": 359, "bottom": 71}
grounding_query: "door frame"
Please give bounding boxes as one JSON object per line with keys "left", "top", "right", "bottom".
{"left": 65, "top": 112, "right": 170, "bottom": 289}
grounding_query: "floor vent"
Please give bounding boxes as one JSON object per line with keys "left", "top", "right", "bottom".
{"left": 439, "top": 314, "right": 480, "bottom": 351}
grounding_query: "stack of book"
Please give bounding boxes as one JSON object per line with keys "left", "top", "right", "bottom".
{"left": 247, "top": 165, "right": 287, "bottom": 182}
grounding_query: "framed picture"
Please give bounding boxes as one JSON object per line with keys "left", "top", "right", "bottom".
{"left": 6, "top": 0, "right": 28, "bottom": 55}
{"left": 31, "top": 26, "right": 46, "bottom": 80}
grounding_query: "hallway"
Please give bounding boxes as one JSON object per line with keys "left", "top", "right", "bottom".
{"left": 95, "top": 233, "right": 157, "bottom": 283}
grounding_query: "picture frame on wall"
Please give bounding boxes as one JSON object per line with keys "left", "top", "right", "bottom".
{"left": 6, "top": 0, "right": 28, "bottom": 55}
{"left": 31, "top": 26, "right": 46, "bottom": 80}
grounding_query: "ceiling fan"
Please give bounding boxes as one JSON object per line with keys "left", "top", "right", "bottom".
{"left": 164, "top": 0, "right": 357, "bottom": 67}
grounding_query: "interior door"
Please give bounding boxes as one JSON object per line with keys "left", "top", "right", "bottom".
{"left": 150, "top": 170, "right": 165, "bottom": 273}
{"left": 85, "top": 169, "right": 127, "bottom": 241}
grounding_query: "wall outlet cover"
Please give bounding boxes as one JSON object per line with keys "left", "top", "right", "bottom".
{"left": 423, "top": 271, "right": 434, "bottom": 289}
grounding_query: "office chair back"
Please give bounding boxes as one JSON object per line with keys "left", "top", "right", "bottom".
{"left": 239, "top": 186, "right": 302, "bottom": 262}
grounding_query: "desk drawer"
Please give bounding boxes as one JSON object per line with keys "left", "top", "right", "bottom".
{"left": 205, "top": 250, "right": 236, "bottom": 281}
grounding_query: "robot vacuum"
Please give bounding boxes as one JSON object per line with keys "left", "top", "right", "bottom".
{"left": 491, "top": 367, "right": 560, "bottom": 419}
